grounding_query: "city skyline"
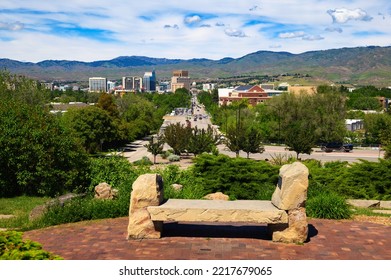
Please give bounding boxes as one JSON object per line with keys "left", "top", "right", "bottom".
{"left": 0, "top": 0, "right": 390, "bottom": 62}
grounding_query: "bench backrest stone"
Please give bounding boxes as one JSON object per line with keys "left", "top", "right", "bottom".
{"left": 127, "top": 173, "right": 164, "bottom": 239}
{"left": 271, "top": 162, "right": 309, "bottom": 210}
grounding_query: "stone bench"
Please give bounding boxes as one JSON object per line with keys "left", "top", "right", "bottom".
{"left": 127, "top": 162, "right": 309, "bottom": 243}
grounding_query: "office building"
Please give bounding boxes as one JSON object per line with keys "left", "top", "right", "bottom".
{"left": 143, "top": 70, "right": 156, "bottom": 92}
{"left": 122, "top": 76, "right": 143, "bottom": 92}
{"left": 89, "top": 77, "right": 107, "bottom": 92}
{"left": 171, "top": 70, "right": 191, "bottom": 92}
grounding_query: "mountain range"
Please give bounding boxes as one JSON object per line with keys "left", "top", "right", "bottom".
{"left": 1, "top": 46, "right": 391, "bottom": 87}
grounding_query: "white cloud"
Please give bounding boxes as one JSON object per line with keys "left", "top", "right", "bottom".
{"left": 184, "top": 15, "right": 202, "bottom": 24}
{"left": 278, "top": 31, "right": 306, "bottom": 39}
{"left": 0, "top": 21, "right": 24, "bottom": 31}
{"left": 327, "top": 8, "right": 373, "bottom": 24}
{"left": 325, "top": 27, "right": 343, "bottom": 33}
{"left": 224, "top": 28, "right": 246, "bottom": 38}
{"left": 303, "top": 34, "right": 324, "bottom": 41}
{"left": 0, "top": 0, "right": 390, "bottom": 62}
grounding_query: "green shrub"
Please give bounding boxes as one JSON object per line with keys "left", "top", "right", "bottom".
{"left": 31, "top": 156, "right": 152, "bottom": 228}
{"left": 0, "top": 94, "right": 90, "bottom": 197}
{"left": 306, "top": 192, "right": 352, "bottom": 219}
{"left": 0, "top": 231, "right": 62, "bottom": 260}
{"left": 167, "top": 154, "right": 181, "bottom": 162}
{"left": 190, "top": 154, "right": 278, "bottom": 200}
{"left": 133, "top": 156, "right": 153, "bottom": 166}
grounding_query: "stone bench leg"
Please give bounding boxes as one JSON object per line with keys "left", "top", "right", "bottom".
{"left": 269, "top": 207, "right": 308, "bottom": 244}
{"left": 270, "top": 162, "right": 309, "bottom": 243}
{"left": 127, "top": 174, "right": 164, "bottom": 239}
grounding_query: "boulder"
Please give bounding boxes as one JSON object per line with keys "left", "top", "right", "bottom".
{"left": 94, "top": 182, "right": 118, "bottom": 200}
{"left": 271, "top": 162, "right": 309, "bottom": 210}
{"left": 346, "top": 199, "right": 380, "bottom": 208}
{"left": 272, "top": 207, "right": 308, "bottom": 243}
{"left": 380, "top": 201, "right": 391, "bottom": 209}
{"left": 29, "top": 193, "right": 84, "bottom": 221}
{"left": 127, "top": 174, "right": 164, "bottom": 239}
{"left": 203, "top": 192, "right": 229, "bottom": 201}
{"left": 171, "top": 184, "right": 183, "bottom": 191}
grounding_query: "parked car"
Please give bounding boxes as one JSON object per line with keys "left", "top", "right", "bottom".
{"left": 320, "top": 142, "right": 353, "bottom": 152}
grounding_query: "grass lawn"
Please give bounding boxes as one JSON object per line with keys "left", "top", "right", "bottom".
{"left": 0, "top": 196, "right": 49, "bottom": 230}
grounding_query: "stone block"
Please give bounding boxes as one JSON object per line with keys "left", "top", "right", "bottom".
{"left": 346, "top": 199, "right": 380, "bottom": 208}
{"left": 94, "top": 182, "right": 118, "bottom": 200}
{"left": 380, "top": 201, "right": 391, "bottom": 209}
{"left": 203, "top": 192, "right": 229, "bottom": 201}
{"left": 128, "top": 174, "right": 164, "bottom": 239}
{"left": 272, "top": 207, "right": 308, "bottom": 243}
{"left": 271, "top": 162, "right": 309, "bottom": 210}
{"left": 148, "top": 199, "right": 288, "bottom": 224}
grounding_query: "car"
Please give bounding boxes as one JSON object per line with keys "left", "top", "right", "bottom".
{"left": 320, "top": 142, "right": 353, "bottom": 152}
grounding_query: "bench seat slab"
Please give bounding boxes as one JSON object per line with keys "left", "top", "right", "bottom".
{"left": 147, "top": 199, "right": 288, "bottom": 224}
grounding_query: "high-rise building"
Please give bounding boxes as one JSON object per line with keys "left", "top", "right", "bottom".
{"left": 143, "top": 70, "right": 156, "bottom": 92}
{"left": 89, "top": 77, "right": 107, "bottom": 92}
{"left": 171, "top": 70, "right": 191, "bottom": 92}
{"left": 122, "top": 76, "right": 142, "bottom": 92}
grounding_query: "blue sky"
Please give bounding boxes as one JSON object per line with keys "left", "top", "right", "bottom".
{"left": 0, "top": 0, "right": 390, "bottom": 62}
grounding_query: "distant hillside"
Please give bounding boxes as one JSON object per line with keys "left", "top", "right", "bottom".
{"left": 1, "top": 46, "right": 391, "bottom": 87}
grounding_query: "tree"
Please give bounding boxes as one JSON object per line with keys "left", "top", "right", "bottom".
{"left": 313, "top": 88, "right": 347, "bottom": 144}
{"left": 242, "top": 127, "right": 265, "bottom": 158}
{"left": 62, "top": 106, "right": 117, "bottom": 153}
{"left": 187, "top": 125, "right": 220, "bottom": 156}
{"left": 144, "top": 135, "right": 165, "bottom": 164}
{"left": 276, "top": 93, "right": 317, "bottom": 159}
{"left": 163, "top": 122, "right": 192, "bottom": 155}
{"left": 97, "top": 93, "right": 119, "bottom": 118}
{"left": 285, "top": 121, "right": 317, "bottom": 159}
{"left": 0, "top": 73, "right": 89, "bottom": 197}
{"left": 224, "top": 124, "right": 245, "bottom": 157}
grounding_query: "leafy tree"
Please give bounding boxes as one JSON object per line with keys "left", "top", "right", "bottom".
{"left": 62, "top": 106, "right": 117, "bottom": 153}
{"left": 276, "top": 93, "right": 317, "bottom": 159}
{"left": 163, "top": 122, "right": 192, "bottom": 155}
{"left": 285, "top": 121, "right": 317, "bottom": 159}
{"left": 97, "top": 93, "right": 119, "bottom": 118}
{"left": 187, "top": 125, "right": 220, "bottom": 156}
{"left": 0, "top": 73, "right": 89, "bottom": 197}
{"left": 242, "top": 126, "right": 265, "bottom": 158}
{"left": 363, "top": 113, "right": 390, "bottom": 144}
{"left": 144, "top": 135, "right": 165, "bottom": 164}
{"left": 224, "top": 124, "right": 245, "bottom": 157}
{"left": 313, "top": 88, "right": 347, "bottom": 143}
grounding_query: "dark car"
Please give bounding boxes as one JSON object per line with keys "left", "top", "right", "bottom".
{"left": 320, "top": 142, "right": 353, "bottom": 152}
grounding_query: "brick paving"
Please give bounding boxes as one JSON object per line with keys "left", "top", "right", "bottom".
{"left": 23, "top": 217, "right": 391, "bottom": 260}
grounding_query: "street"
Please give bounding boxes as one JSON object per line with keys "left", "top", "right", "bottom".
{"left": 121, "top": 97, "right": 385, "bottom": 164}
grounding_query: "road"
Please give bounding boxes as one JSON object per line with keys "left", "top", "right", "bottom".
{"left": 121, "top": 98, "right": 385, "bottom": 164}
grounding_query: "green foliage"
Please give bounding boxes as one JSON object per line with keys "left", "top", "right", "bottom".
{"left": 0, "top": 231, "right": 62, "bottom": 260}
{"left": 306, "top": 191, "right": 352, "bottom": 220}
{"left": 62, "top": 106, "right": 117, "bottom": 153}
{"left": 163, "top": 122, "right": 192, "bottom": 155}
{"left": 0, "top": 196, "right": 49, "bottom": 229}
{"left": 97, "top": 93, "right": 119, "bottom": 118}
{"left": 0, "top": 73, "right": 90, "bottom": 197}
{"left": 187, "top": 125, "right": 220, "bottom": 156}
{"left": 167, "top": 154, "right": 181, "bottom": 162}
{"left": 34, "top": 156, "right": 149, "bottom": 228}
{"left": 269, "top": 153, "right": 297, "bottom": 166}
{"left": 144, "top": 135, "right": 165, "bottom": 164}
{"left": 191, "top": 154, "right": 279, "bottom": 200}
{"left": 134, "top": 156, "right": 153, "bottom": 166}
{"left": 305, "top": 159, "right": 391, "bottom": 200}
{"left": 242, "top": 126, "right": 265, "bottom": 158}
